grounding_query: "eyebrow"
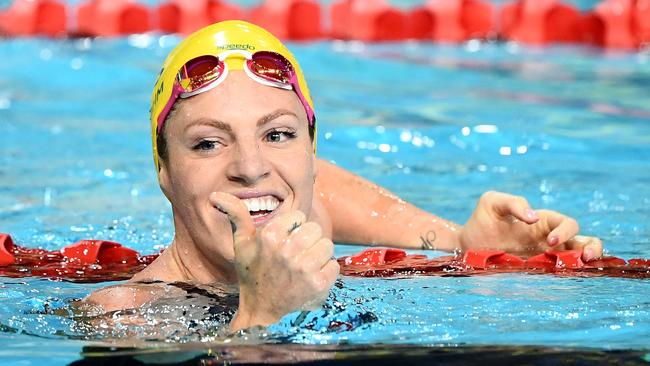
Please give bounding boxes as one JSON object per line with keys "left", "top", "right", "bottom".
{"left": 184, "top": 118, "right": 233, "bottom": 133}
{"left": 257, "top": 109, "right": 299, "bottom": 128}
{"left": 184, "top": 109, "right": 299, "bottom": 134}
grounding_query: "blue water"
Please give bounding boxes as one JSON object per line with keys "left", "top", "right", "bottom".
{"left": 1, "top": 33, "right": 650, "bottom": 364}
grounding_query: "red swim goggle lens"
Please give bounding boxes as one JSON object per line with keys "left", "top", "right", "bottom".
{"left": 177, "top": 51, "right": 294, "bottom": 97}
{"left": 158, "top": 50, "right": 314, "bottom": 133}
{"left": 247, "top": 51, "right": 293, "bottom": 83}
{"left": 178, "top": 55, "right": 226, "bottom": 92}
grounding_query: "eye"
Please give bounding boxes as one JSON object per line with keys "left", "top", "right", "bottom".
{"left": 265, "top": 129, "right": 297, "bottom": 143}
{"left": 192, "top": 139, "right": 221, "bottom": 151}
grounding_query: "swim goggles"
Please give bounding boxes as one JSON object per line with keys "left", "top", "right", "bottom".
{"left": 156, "top": 49, "right": 316, "bottom": 134}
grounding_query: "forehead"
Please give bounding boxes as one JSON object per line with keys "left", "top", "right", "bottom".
{"left": 170, "top": 71, "right": 307, "bottom": 130}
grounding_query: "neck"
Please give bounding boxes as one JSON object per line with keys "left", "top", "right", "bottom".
{"left": 164, "top": 217, "right": 239, "bottom": 285}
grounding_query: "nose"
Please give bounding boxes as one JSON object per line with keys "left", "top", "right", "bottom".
{"left": 225, "top": 139, "right": 271, "bottom": 186}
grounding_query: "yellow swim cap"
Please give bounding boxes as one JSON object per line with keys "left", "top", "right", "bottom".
{"left": 150, "top": 20, "right": 316, "bottom": 171}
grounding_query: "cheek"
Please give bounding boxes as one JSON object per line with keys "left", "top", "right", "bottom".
{"left": 285, "top": 148, "right": 316, "bottom": 197}
{"left": 167, "top": 154, "right": 221, "bottom": 202}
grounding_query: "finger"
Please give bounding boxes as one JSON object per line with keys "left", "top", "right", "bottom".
{"left": 209, "top": 192, "right": 255, "bottom": 246}
{"left": 286, "top": 222, "right": 323, "bottom": 250}
{"left": 317, "top": 259, "right": 340, "bottom": 289}
{"left": 303, "top": 237, "right": 334, "bottom": 270}
{"left": 483, "top": 191, "right": 539, "bottom": 224}
{"left": 565, "top": 235, "right": 603, "bottom": 262}
{"left": 260, "top": 210, "right": 307, "bottom": 245}
{"left": 540, "top": 210, "right": 579, "bottom": 247}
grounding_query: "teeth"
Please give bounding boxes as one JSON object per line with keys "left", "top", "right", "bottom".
{"left": 250, "top": 199, "right": 260, "bottom": 212}
{"left": 242, "top": 196, "right": 279, "bottom": 213}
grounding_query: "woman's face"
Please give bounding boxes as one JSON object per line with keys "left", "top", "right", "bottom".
{"left": 158, "top": 71, "right": 316, "bottom": 262}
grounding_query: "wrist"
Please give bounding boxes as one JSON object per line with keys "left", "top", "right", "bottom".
{"left": 230, "top": 295, "right": 281, "bottom": 331}
{"left": 411, "top": 213, "right": 462, "bottom": 252}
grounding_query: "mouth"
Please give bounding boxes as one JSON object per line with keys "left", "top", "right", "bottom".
{"left": 240, "top": 195, "right": 282, "bottom": 224}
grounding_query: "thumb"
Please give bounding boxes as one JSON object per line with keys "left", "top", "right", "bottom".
{"left": 209, "top": 192, "right": 255, "bottom": 246}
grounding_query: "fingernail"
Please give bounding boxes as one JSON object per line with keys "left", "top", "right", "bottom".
{"left": 548, "top": 236, "right": 559, "bottom": 246}
{"left": 525, "top": 208, "right": 538, "bottom": 220}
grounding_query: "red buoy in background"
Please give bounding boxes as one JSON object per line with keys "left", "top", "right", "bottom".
{"left": 635, "top": 0, "right": 650, "bottom": 46}
{"left": 157, "top": 0, "right": 244, "bottom": 35}
{"left": 461, "top": 0, "right": 496, "bottom": 40}
{"left": 405, "top": 6, "right": 435, "bottom": 40}
{"left": 75, "top": 0, "right": 151, "bottom": 37}
{"left": 331, "top": 0, "right": 406, "bottom": 42}
{"left": 0, "top": 0, "right": 66, "bottom": 37}
{"left": 501, "top": 0, "right": 582, "bottom": 45}
{"left": 581, "top": 0, "right": 640, "bottom": 49}
{"left": 407, "top": 0, "right": 495, "bottom": 42}
{"left": 247, "top": 0, "right": 322, "bottom": 41}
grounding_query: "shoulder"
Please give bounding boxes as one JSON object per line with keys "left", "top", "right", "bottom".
{"left": 83, "top": 250, "right": 189, "bottom": 313}
{"left": 83, "top": 282, "right": 170, "bottom": 313}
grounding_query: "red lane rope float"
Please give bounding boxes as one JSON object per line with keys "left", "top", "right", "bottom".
{"left": 0, "top": 0, "right": 67, "bottom": 37}
{"left": 581, "top": 0, "right": 649, "bottom": 49}
{"left": 0, "top": 0, "right": 648, "bottom": 49}
{"left": 407, "top": 0, "right": 495, "bottom": 42}
{"left": 248, "top": 0, "right": 322, "bottom": 41}
{"left": 1, "top": 233, "right": 649, "bottom": 282}
{"left": 75, "top": 0, "right": 151, "bottom": 37}
{"left": 0, "top": 233, "right": 157, "bottom": 283}
{"left": 338, "top": 248, "right": 650, "bottom": 279}
{"left": 157, "top": 0, "right": 244, "bottom": 36}
{"left": 330, "top": 0, "right": 407, "bottom": 42}
{"left": 500, "top": 0, "right": 583, "bottom": 45}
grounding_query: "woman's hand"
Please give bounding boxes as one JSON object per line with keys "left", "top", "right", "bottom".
{"left": 459, "top": 191, "right": 603, "bottom": 261}
{"left": 210, "top": 192, "right": 339, "bottom": 332}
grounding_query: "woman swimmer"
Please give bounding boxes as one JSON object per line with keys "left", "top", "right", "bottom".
{"left": 87, "top": 20, "right": 603, "bottom": 331}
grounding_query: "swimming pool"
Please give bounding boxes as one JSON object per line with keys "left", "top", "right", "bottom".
{"left": 1, "top": 11, "right": 650, "bottom": 366}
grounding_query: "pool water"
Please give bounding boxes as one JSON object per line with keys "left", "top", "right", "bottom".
{"left": 1, "top": 31, "right": 650, "bottom": 366}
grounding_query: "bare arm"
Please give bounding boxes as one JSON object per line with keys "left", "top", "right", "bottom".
{"left": 314, "top": 159, "right": 603, "bottom": 260}
{"left": 314, "top": 159, "right": 461, "bottom": 251}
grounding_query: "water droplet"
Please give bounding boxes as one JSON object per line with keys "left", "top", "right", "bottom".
{"left": 39, "top": 48, "right": 53, "bottom": 60}
{"left": 70, "top": 57, "right": 84, "bottom": 70}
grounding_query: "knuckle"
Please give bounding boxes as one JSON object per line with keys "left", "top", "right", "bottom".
{"left": 290, "top": 210, "right": 306, "bottom": 225}
{"left": 323, "top": 241, "right": 335, "bottom": 258}
{"left": 327, "top": 260, "right": 340, "bottom": 278}
{"left": 296, "top": 210, "right": 307, "bottom": 222}
{"left": 278, "top": 245, "right": 295, "bottom": 261}
{"left": 480, "top": 191, "right": 497, "bottom": 202}
{"left": 303, "top": 222, "right": 323, "bottom": 238}
{"left": 587, "top": 237, "right": 603, "bottom": 250}
{"left": 515, "top": 196, "right": 529, "bottom": 207}
{"left": 566, "top": 217, "right": 579, "bottom": 230}
{"left": 314, "top": 273, "right": 334, "bottom": 293}
{"left": 323, "top": 238, "right": 334, "bottom": 252}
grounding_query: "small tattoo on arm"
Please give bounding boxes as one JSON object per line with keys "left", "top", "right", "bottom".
{"left": 420, "top": 230, "right": 437, "bottom": 250}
